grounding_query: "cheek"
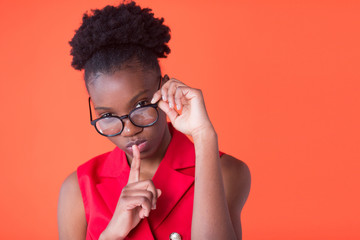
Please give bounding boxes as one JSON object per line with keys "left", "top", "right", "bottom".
{"left": 157, "top": 109, "right": 168, "bottom": 124}
{"left": 152, "top": 112, "right": 169, "bottom": 141}
{"left": 106, "top": 136, "right": 123, "bottom": 149}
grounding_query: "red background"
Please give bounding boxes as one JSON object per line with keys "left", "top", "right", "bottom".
{"left": 0, "top": 0, "right": 359, "bottom": 239}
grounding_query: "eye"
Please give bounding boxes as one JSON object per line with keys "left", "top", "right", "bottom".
{"left": 99, "top": 112, "right": 113, "bottom": 118}
{"left": 135, "top": 100, "right": 149, "bottom": 108}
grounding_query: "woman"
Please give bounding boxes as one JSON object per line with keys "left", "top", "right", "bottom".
{"left": 57, "top": 1, "right": 251, "bottom": 239}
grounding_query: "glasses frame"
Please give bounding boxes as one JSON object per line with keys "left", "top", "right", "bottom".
{"left": 88, "top": 76, "right": 162, "bottom": 137}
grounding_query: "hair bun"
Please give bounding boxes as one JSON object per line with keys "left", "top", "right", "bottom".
{"left": 69, "top": 1, "right": 171, "bottom": 70}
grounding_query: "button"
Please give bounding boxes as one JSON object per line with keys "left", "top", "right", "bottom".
{"left": 169, "top": 232, "right": 182, "bottom": 240}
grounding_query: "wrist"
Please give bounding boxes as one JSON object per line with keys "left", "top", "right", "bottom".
{"left": 99, "top": 228, "right": 125, "bottom": 240}
{"left": 192, "top": 124, "right": 217, "bottom": 143}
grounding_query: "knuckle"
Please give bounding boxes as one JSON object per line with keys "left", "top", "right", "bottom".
{"left": 121, "top": 186, "right": 131, "bottom": 195}
{"left": 143, "top": 180, "right": 151, "bottom": 186}
{"left": 140, "top": 196, "right": 150, "bottom": 205}
{"left": 120, "top": 194, "right": 129, "bottom": 201}
{"left": 168, "top": 83, "right": 176, "bottom": 91}
{"left": 194, "top": 88, "right": 202, "bottom": 95}
{"left": 122, "top": 185, "right": 129, "bottom": 192}
{"left": 175, "top": 88, "right": 182, "bottom": 96}
{"left": 161, "top": 87, "right": 167, "bottom": 94}
{"left": 146, "top": 190, "right": 154, "bottom": 199}
{"left": 145, "top": 179, "right": 154, "bottom": 186}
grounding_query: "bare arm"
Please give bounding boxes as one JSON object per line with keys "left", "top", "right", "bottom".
{"left": 220, "top": 154, "right": 251, "bottom": 239}
{"left": 152, "top": 76, "right": 251, "bottom": 239}
{"left": 57, "top": 171, "right": 87, "bottom": 240}
{"left": 191, "top": 127, "right": 238, "bottom": 239}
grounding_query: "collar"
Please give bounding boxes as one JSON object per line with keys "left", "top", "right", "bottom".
{"left": 95, "top": 123, "right": 196, "bottom": 235}
{"left": 98, "top": 123, "right": 195, "bottom": 178}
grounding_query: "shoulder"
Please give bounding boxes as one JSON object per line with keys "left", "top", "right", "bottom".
{"left": 77, "top": 148, "right": 126, "bottom": 181}
{"left": 77, "top": 151, "right": 112, "bottom": 176}
{"left": 58, "top": 171, "right": 87, "bottom": 240}
{"left": 59, "top": 171, "right": 83, "bottom": 202}
{"left": 60, "top": 171, "right": 80, "bottom": 193}
{"left": 219, "top": 154, "right": 251, "bottom": 211}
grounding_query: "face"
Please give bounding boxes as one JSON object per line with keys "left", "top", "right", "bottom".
{"left": 87, "top": 68, "right": 171, "bottom": 161}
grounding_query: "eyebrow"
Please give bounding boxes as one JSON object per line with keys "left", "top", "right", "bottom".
{"left": 94, "top": 89, "right": 150, "bottom": 111}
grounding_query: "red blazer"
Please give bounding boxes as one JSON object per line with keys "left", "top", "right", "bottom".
{"left": 77, "top": 125, "right": 223, "bottom": 239}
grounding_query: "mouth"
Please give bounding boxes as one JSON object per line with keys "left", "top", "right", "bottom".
{"left": 126, "top": 139, "right": 148, "bottom": 153}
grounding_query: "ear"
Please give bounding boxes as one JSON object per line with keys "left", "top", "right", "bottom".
{"left": 162, "top": 74, "right": 170, "bottom": 86}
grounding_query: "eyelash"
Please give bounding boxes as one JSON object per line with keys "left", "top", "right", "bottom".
{"left": 135, "top": 100, "right": 149, "bottom": 108}
{"left": 99, "top": 112, "right": 112, "bottom": 118}
{"left": 98, "top": 100, "right": 149, "bottom": 118}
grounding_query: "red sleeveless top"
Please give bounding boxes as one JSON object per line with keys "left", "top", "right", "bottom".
{"left": 77, "top": 125, "right": 223, "bottom": 239}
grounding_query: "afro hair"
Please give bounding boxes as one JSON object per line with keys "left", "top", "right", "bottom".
{"left": 69, "top": 1, "right": 171, "bottom": 78}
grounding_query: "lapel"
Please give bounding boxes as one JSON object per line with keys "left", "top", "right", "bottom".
{"left": 95, "top": 148, "right": 155, "bottom": 239}
{"left": 95, "top": 124, "right": 195, "bottom": 237}
{"left": 149, "top": 125, "right": 195, "bottom": 230}
{"left": 96, "top": 147, "right": 129, "bottom": 215}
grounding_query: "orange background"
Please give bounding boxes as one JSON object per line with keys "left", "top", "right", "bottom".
{"left": 0, "top": 0, "right": 359, "bottom": 239}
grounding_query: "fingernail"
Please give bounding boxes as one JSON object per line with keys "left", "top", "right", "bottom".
{"left": 169, "top": 102, "right": 173, "bottom": 109}
{"left": 162, "top": 95, "right": 166, "bottom": 101}
{"left": 152, "top": 204, "right": 156, "bottom": 210}
{"left": 151, "top": 97, "right": 155, "bottom": 104}
{"left": 176, "top": 104, "right": 181, "bottom": 110}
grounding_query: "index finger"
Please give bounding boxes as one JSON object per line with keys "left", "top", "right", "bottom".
{"left": 151, "top": 75, "right": 170, "bottom": 104}
{"left": 151, "top": 89, "right": 162, "bottom": 104}
{"left": 128, "top": 145, "right": 140, "bottom": 183}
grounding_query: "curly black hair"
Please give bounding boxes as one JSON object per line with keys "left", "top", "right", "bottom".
{"left": 69, "top": 1, "right": 171, "bottom": 83}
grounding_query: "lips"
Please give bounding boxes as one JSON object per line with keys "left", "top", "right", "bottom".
{"left": 126, "top": 139, "right": 146, "bottom": 149}
{"left": 126, "top": 139, "right": 148, "bottom": 153}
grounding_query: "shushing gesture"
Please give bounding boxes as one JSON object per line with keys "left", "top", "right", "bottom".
{"left": 99, "top": 145, "right": 161, "bottom": 240}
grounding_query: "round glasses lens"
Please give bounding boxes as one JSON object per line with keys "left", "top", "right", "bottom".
{"left": 96, "top": 117, "right": 123, "bottom": 136}
{"left": 130, "top": 106, "right": 158, "bottom": 126}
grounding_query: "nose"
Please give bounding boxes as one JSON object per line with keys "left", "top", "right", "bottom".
{"left": 121, "top": 119, "right": 143, "bottom": 137}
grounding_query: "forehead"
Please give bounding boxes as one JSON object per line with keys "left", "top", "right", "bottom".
{"left": 88, "top": 69, "right": 158, "bottom": 106}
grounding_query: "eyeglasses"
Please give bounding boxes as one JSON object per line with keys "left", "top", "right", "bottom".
{"left": 88, "top": 76, "right": 162, "bottom": 137}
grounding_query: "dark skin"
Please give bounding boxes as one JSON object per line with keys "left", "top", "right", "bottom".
{"left": 88, "top": 69, "right": 171, "bottom": 179}
{"left": 57, "top": 65, "right": 251, "bottom": 240}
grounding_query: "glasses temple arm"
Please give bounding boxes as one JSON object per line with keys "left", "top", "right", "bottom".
{"left": 88, "top": 97, "right": 93, "bottom": 122}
